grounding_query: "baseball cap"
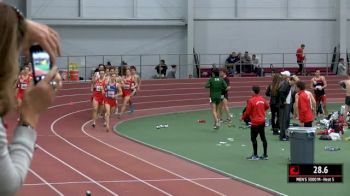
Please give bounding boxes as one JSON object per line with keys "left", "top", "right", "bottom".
{"left": 281, "top": 71, "right": 291, "bottom": 77}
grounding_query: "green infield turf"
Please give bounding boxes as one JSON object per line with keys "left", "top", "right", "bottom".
{"left": 116, "top": 104, "right": 349, "bottom": 196}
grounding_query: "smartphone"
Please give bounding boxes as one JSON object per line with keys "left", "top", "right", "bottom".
{"left": 30, "top": 45, "right": 52, "bottom": 84}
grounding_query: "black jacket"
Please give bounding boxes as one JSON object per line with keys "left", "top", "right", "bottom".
{"left": 279, "top": 80, "right": 291, "bottom": 105}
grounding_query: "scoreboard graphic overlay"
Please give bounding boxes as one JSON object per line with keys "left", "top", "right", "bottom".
{"left": 288, "top": 164, "right": 342, "bottom": 183}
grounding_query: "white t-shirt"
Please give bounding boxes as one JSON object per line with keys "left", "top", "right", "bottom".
{"left": 286, "top": 89, "right": 292, "bottom": 104}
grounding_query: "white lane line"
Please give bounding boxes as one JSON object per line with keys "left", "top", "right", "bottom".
{"left": 24, "top": 177, "right": 231, "bottom": 186}
{"left": 48, "top": 100, "right": 89, "bottom": 109}
{"left": 29, "top": 169, "right": 64, "bottom": 196}
{"left": 82, "top": 121, "right": 226, "bottom": 196}
{"left": 36, "top": 145, "right": 118, "bottom": 196}
{"left": 51, "top": 109, "right": 173, "bottom": 196}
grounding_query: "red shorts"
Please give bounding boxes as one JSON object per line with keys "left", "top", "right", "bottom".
{"left": 16, "top": 90, "right": 24, "bottom": 100}
{"left": 122, "top": 89, "right": 132, "bottom": 97}
{"left": 104, "top": 97, "right": 117, "bottom": 107}
{"left": 314, "top": 95, "right": 326, "bottom": 103}
{"left": 92, "top": 91, "right": 104, "bottom": 104}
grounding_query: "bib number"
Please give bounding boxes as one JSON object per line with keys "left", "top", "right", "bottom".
{"left": 107, "top": 91, "right": 115, "bottom": 98}
{"left": 20, "top": 83, "right": 28, "bottom": 89}
{"left": 96, "top": 85, "right": 102, "bottom": 92}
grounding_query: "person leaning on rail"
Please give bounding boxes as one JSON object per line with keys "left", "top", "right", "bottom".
{"left": 0, "top": 3, "right": 62, "bottom": 195}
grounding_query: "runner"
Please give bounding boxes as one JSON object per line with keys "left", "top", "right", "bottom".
{"left": 104, "top": 72, "right": 122, "bottom": 132}
{"left": 205, "top": 68, "right": 228, "bottom": 129}
{"left": 294, "top": 81, "right": 316, "bottom": 127}
{"left": 15, "top": 65, "right": 32, "bottom": 119}
{"left": 129, "top": 66, "right": 141, "bottom": 113}
{"left": 219, "top": 68, "right": 232, "bottom": 123}
{"left": 339, "top": 74, "right": 350, "bottom": 120}
{"left": 91, "top": 69, "right": 106, "bottom": 128}
{"left": 119, "top": 68, "right": 134, "bottom": 118}
{"left": 310, "top": 70, "right": 327, "bottom": 117}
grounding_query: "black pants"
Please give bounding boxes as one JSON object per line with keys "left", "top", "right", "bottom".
{"left": 297, "top": 61, "right": 304, "bottom": 75}
{"left": 270, "top": 105, "right": 279, "bottom": 131}
{"left": 304, "top": 121, "right": 313, "bottom": 127}
{"left": 251, "top": 123, "right": 268, "bottom": 156}
{"left": 279, "top": 104, "right": 290, "bottom": 139}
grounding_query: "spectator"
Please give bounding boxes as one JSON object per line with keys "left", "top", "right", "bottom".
{"left": 252, "top": 54, "right": 263, "bottom": 77}
{"left": 242, "top": 51, "right": 253, "bottom": 73}
{"left": 225, "top": 52, "right": 237, "bottom": 76}
{"left": 289, "top": 75, "right": 300, "bottom": 116}
{"left": 279, "top": 71, "right": 292, "bottom": 141}
{"left": 0, "top": 3, "right": 62, "bottom": 195}
{"left": 265, "top": 74, "right": 281, "bottom": 135}
{"left": 235, "top": 52, "right": 242, "bottom": 75}
{"left": 167, "top": 65, "right": 177, "bottom": 78}
{"left": 296, "top": 44, "right": 306, "bottom": 75}
{"left": 120, "top": 61, "right": 128, "bottom": 76}
{"left": 155, "top": 59, "right": 168, "bottom": 77}
{"left": 337, "top": 58, "right": 347, "bottom": 76}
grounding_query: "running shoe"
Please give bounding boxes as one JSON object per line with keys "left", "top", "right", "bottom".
{"left": 129, "top": 104, "right": 135, "bottom": 114}
{"left": 260, "top": 155, "right": 269, "bottom": 160}
{"left": 92, "top": 123, "right": 96, "bottom": 128}
{"left": 223, "top": 118, "right": 232, "bottom": 123}
{"left": 246, "top": 155, "right": 260, "bottom": 161}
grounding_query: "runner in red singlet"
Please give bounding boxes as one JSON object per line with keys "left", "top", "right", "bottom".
{"left": 91, "top": 69, "right": 106, "bottom": 128}
{"left": 129, "top": 66, "right": 141, "bottom": 113}
{"left": 15, "top": 65, "right": 32, "bottom": 118}
{"left": 119, "top": 68, "right": 134, "bottom": 118}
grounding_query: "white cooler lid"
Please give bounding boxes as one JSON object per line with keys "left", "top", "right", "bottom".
{"left": 287, "top": 127, "right": 316, "bottom": 133}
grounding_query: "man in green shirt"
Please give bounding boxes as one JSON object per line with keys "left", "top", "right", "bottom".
{"left": 205, "top": 68, "right": 228, "bottom": 129}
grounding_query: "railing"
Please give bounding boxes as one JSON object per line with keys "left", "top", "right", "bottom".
{"left": 20, "top": 53, "right": 346, "bottom": 81}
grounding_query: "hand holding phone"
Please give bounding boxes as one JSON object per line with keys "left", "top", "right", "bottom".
{"left": 30, "top": 44, "right": 52, "bottom": 84}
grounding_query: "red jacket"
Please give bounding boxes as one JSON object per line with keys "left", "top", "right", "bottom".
{"left": 241, "top": 94, "right": 269, "bottom": 126}
{"left": 298, "top": 90, "right": 314, "bottom": 123}
{"left": 296, "top": 48, "right": 304, "bottom": 62}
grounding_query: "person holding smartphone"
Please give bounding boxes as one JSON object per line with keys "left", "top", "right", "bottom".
{"left": 0, "top": 3, "right": 61, "bottom": 195}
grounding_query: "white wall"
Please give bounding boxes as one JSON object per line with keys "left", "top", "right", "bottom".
{"left": 194, "top": 20, "right": 337, "bottom": 67}
{"left": 55, "top": 26, "right": 186, "bottom": 79}
{"left": 5, "top": 0, "right": 347, "bottom": 77}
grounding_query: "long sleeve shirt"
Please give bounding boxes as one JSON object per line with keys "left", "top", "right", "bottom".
{"left": 0, "top": 118, "right": 36, "bottom": 196}
{"left": 241, "top": 94, "right": 269, "bottom": 126}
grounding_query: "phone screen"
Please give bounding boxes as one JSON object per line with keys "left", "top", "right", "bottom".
{"left": 31, "top": 49, "right": 51, "bottom": 83}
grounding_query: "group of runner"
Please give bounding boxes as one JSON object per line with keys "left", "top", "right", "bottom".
{"left": 90, "top": 64, "right": 141, "bottom": 132}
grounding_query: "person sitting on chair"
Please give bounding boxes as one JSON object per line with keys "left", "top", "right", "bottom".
{"left": 155, "top": 59, "right": 168, "bottom": 78}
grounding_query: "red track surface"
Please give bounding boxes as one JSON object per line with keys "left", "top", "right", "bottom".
{"left": 6, "top": 77, "right": 345, "bottom": 195}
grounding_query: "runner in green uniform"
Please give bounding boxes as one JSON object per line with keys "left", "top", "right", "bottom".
{"left": 205, "top": 68, "right": 228, "bottom": 129}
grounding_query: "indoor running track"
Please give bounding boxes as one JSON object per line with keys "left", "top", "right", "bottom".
{"left": 6, "top": 82, "right": 276, "bottom": 196}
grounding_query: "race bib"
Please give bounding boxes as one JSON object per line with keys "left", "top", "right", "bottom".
{"left": 96, "top": 85, "right": 102, "bottom": 92}
{"left": 107, "top": 91, "right": 115, "bottom": 98}
{"left": 20, "top": 83, "right": 28, "bottom": 89}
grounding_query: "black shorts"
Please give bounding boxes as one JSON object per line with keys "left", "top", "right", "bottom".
{"left": 345, "top": 96, "right": 350, "bottom": 106}
{"left": 223, "top": 92, "right": 228, "bottom": 100}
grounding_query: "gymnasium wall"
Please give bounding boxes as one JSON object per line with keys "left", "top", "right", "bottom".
{"left": 5, "top": 0, "right": 350, "bottom": 77}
